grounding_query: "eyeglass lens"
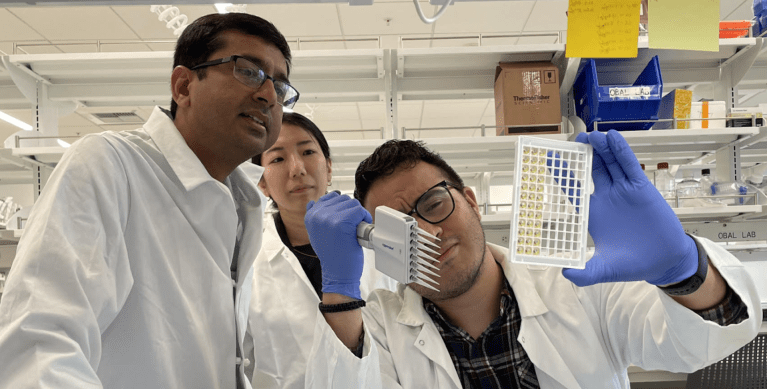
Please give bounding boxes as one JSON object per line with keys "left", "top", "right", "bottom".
{"left": 417, "top": 186, "right": 454, "bottom": 224}
{"left": 233, "top": 57, "right": 299, "bottom": 108}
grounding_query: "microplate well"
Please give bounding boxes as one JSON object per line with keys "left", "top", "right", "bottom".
{"left": 509, "top": 136, "right": 593, "bottom": 269}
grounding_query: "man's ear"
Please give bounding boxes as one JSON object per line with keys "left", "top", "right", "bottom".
{"left": 461, "top": 186, "right": 482, "bottom": 221}
{"left": 171, "top": 66, "right": 193, "bottom": 109}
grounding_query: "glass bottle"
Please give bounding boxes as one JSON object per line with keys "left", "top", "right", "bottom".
{"left": 676, "top": 170, "right": 699, "bottom": 207}
{"left": 676, "top": 170, "right": 700, "bottom": 197}
{"left": 654, "top": 162, "right": 676, "bottom": 207}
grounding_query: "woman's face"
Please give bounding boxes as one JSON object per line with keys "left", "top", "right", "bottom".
{"left": 258, "top": 123, "right": 332, "bottom": 214}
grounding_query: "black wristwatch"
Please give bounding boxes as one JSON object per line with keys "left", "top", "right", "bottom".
{"left": 658, "top": 234, "right": 709, "bottom": 296}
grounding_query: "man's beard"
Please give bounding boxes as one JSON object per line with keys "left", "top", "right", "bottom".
{"left": 412, "top": 211, "right": 487, "bottom": 302}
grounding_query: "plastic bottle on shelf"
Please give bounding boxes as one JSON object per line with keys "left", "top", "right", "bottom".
{"left": 676, "top": 170, "right": 700, "bottom": 207}
{"left": 699, "top": 169, "right": 715, "bottom": 196}
{"left": 654, "top": 162, "right": 676, "bottom": 207}
{"left": 711, "top": 181, "right": 749, "bottom": 205}
{"left": 743, "top": 164, "right": 767, "bottom": 189}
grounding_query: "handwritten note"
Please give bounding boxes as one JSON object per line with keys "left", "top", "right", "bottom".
{"left": 566, "top": 0, "right": 640, "bottom": 58}
{"left": 648, "top": 0, "right": 719, "bottom": 52}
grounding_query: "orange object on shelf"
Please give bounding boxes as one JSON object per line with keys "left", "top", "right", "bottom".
{"left": 719, "top": 21, "right": 751, "bottom": 38}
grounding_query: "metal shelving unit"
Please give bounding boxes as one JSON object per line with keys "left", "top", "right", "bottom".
{"left": 1, "top": 38, "right": 766, "bottom": 244}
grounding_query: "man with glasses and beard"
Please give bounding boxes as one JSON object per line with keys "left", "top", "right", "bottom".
{"left": 0, "top": 13, "right": 298, "bottom": 389}
{"left": 302, "top": 131, "right": 761, "bottom": 389}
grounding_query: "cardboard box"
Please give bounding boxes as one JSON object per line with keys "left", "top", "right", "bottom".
{"left": 494, "top": 62, "right": 561, "bottom": 136}
{"left": 728, "top": 107, "right": 764, "bottom": 127}
{"left": 690, "top": 101, "right": 726, "bottom": 129}
{"left": 655, "top": 89, "right": 692, "bottom": 129}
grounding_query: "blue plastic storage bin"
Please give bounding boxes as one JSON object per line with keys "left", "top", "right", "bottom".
{"left": 760, "top": 13, "right": 767, "bottom": 36}
{"left": 755, "top": 0, "right": 766, "bottom": 17}
{"left": 573, "top": 55, "right": 663, "bottom": 132}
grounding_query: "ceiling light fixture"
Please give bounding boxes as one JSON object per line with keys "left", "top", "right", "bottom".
{"left": 149, "top": 5, "right": 189, "bottom": 37}
{"left": 214, "top": 3, "right": 232, "bottom": 13}
{"left": 0, "top": 111, "right": 33, "bottom": 131}
{"left": 413, "top": 0, "right": 453, "bottom": 24}
{"left": 215, "top": 3, "right": 247, "bottom": 14}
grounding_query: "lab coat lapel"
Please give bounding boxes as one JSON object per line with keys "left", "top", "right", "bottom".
{"left": 263, "top": 214, "right": 317, "bottom": 295}
{"left": 495, "top": 244, "right": 581, "bottom": 389}
{"left": 397, "top": 286, "right": 463, "bottom": 389}
{"left": 228, "top": 163, "right": 266, "bottom": 350}
{"left": 261, "top": 215, "right": 321, "bottom": 358}
{"left": 230, "top": 163, "right": 265, "bottom": 287}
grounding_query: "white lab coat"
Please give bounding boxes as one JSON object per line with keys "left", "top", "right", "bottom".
{"left": 245, "top": 213, "right": 397, "bottom": 389}
{"left": 306, "top": 238, "right": 762, "bottom": 389}
{"left": 0, "top": 106, "right": 265, "bottom": 389}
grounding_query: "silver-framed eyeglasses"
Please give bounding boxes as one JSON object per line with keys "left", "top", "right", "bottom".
{"left": 191, "top": 55, "right": 300, "bottom": 109}
{"left": 407, "top": 180, "right": 460, "bottom": 225}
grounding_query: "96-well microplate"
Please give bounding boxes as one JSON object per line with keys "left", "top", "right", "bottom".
{"left": 509, "top": 136, "right": 593, "bottom": 269}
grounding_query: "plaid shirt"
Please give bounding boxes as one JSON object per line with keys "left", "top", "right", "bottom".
{"left": 423, "top": 276, "right": 748, "bottom": 389}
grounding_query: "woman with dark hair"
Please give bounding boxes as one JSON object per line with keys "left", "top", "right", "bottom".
{"left": 244, "top": 112, "right": 395, "bottom": 389}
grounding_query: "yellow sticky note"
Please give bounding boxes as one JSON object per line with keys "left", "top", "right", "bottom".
{"left": 648, "top": 0, "right": 719, "bottom": 52}
{"left": 566, "top": 0, "right": 640, "bottom": 58}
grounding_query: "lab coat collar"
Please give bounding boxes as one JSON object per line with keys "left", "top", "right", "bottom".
{"left": 228, "top": 165, "right": 265, "bottom": 287}
{"left": 396, "top": 285, "right": 463, "bottom": 388}
{"left": 261, "top": 212, "right": 289, "bottom": 262}
{"left": 396, "top": 285, "right": 428, "bottom": 326}
{"left": 395, "top": 244, "right": 550, "bottom": 325}
{"left": 489, "top": 243, "right": 580, "bottom": 389}
{"left": 488, "top": 243, "right": 550, "bottom": 318}
{"left": 144, "top": 106, "right": 217, "bottom": 192}
{"left": 393, "top": 243, "right": 560, "bottom": 389}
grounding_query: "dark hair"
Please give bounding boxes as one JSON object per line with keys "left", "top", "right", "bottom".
{"left": 251, "top": 112, "right": 331, "bottom": 166}
{"left": 354, "top": 140, "right": 464, "bottom": 205}
{"left": 170, "top": 13, "right": 292, "bottom": 116}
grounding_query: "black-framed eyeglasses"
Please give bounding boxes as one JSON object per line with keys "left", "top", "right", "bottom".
{"left": 407, "top": 180, "right": 460, "bottom": 225}
{"left": 191, "top": 55, "right": 300, "bottom": 109}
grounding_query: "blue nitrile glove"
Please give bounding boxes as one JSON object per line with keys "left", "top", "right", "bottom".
{"left": 561, "top": 130, "right": 699, "bottom": 287}
{"left": 305, "top": 191, "right": 372, "bottom": 300}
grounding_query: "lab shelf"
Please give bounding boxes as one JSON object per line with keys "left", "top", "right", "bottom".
{"left": 581, "top": 38, "right": 762, "bottom": 92}
{"left": 0, "top": 49, "right": 390, "bottom": 109}
{"left": 328, "top": 133, "right": 569, "bottom": 178}
{"left": 738, "top": 126, "right": 767, "bottom": 165}
{"left": 480, "top": 205, "right": 765, "bottom": 229}
{"left": 395, "top": 43, "right": 569, "bottom": 101}
{"left": 592, "top": 127, "right": 762, "bottom": 167}
{"left": 0, "top": 229, "right": 22, "bottom": 244}
{"left": 1, "top": 38, "right": 766, "bottom": 244}
{"left": 673, "top": 205, "right": 765, "bottom": 222}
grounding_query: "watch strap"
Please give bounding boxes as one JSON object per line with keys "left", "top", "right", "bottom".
{"left": 658, "top": 234, "right": 708, "bottom": 296}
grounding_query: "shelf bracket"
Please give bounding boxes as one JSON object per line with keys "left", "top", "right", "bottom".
{"left": 385, "top": 49, "right": 399, "bottom": 139}
{"left": 715, "top": 143, "right": 742, "bottom": 183}
{"left": 2, "top": 57, "right": 77, "bottom": 147}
